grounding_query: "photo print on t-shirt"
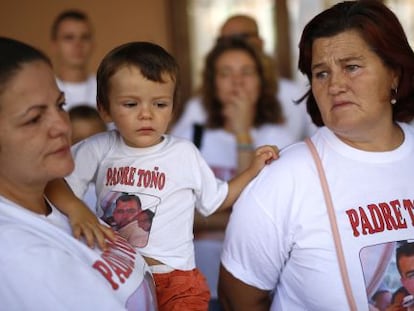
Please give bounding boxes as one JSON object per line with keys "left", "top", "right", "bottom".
{"left": 360, "top": 240, "right": 414, "bottom": 310}
{"left": 100, "top": 190, "right": 160, "bottom": 248}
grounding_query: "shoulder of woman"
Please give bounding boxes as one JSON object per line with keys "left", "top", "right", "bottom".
{"left": 263, "top": 141, "right": 315, "bottom": 175}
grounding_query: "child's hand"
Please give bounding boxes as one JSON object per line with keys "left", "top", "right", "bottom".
{"left": 257, "top": 144, "right": 279, "bottom": 164}
{"left": 67, "top": 200, "right": 115, "bottom": 251}
{"left": 251, "top": 145, "right": 279, "bottom": 173}
{"left": 220, "top": 145, "right": 280, "bottom": 211}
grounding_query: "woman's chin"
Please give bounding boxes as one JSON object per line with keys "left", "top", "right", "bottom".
{"left": 55, "top": 160, "right": 75, "bottom": 178}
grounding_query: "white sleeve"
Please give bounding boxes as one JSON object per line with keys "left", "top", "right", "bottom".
{"left": 0, "top": 244, "right": 125, "bottom": 310}
{"left": 192, "top": 146, "right": 228, "bottom": 217}
{"left": 221, "top": 164, "right": 293, "bottom": 291}
{"left": 65, "top": 133, "right": 108, "bottom": 199}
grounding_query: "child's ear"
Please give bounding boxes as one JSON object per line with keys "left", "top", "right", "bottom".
{"left": 97, "top": 102, "right": 113, "bottom": 123}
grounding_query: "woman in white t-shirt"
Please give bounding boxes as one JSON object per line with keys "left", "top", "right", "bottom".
{"left": 219, "top": 1, "right": 414, "bottom": 310}
{"left": 0, "top": 37, "right": 157, "bottom": 310}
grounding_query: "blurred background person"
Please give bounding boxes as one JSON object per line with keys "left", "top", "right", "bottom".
{"left": 171, "top": 14, "right": 316, "bottom": 142}
{"left": 69, "top": 105, "right": 107, "bottom": 144}
{"left": 69, "top": 105, "right": 106, "bottom": 211}
{"left": 51, "top": 9, "right": 97, "bottom": 110}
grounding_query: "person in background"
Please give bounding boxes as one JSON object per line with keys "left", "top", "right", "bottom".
{"left": 171, "top": 14, "right": 316, "bottom": 142}
{"left": 50, "top": 9, "right": 96, "bottom": 110}
{"left": 69, "top": 105, "right": 107, "bottom": 211}
{"left": 219, "top": 1, "right": 414, "bottom": 310}
{"left": 0, "top": 36, "right": 157, "bottom": 310}
{"left": 69, "top": 105, "right": 107, "bottom": 144}
{"left": 45, "top": 41, "right": 278, "bottom": 311}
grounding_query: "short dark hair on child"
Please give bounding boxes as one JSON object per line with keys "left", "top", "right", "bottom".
{"left": 51, "top": 9, "right": 91, "bottom": 40}
{"left": 96, "top": 41, "right": 179, "bottom": 113}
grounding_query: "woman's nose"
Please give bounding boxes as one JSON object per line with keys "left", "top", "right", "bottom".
{"left": 231, "top": 72, "right": 244, "bottom": 86}
{"left": 328, "top": 71, "right": 347, "bottom": 95}
{"left": 49, "top": 110, "right": 71, "bottom": 137}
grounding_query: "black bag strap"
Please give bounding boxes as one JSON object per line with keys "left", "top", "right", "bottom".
{"left": 192, "top": 123, "right": 204, "bottom": 149}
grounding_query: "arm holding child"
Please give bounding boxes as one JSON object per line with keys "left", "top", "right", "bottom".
{"left": 45, "top": 179, "right": 114, "bottom": 250}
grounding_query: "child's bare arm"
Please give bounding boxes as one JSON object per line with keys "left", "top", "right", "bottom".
{"left": 216, "top": 145, "right": 279, "bottom": 212}
{"left": 45, "top": 179, "right": 114, "bottom": 250}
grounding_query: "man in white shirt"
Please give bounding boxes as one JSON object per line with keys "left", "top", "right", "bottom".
{"left": 50, "top": 9, "right": 97, "bottom": 110}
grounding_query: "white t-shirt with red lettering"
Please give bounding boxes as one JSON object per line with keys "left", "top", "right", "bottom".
{"left": 66, "top": 132, "right": 228, "bottom": 271}
{"left": 221, "top": 123, "right": 414, "bottom": 310}
{"left": 0, "top": 197, "right": 156, "bottom": 310}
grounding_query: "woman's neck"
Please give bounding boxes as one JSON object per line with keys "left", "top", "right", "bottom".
{"left": 335, "top": 122, "right": 404, "bottom": 152}
{"left": 0, "top": 182, "right": 49, "bottom": 215}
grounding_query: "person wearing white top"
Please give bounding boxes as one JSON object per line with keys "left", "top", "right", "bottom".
{"left": 0, "top": 36, "right": 157, "bottom": 310}
{"left": 219, "top": 1, "right": 414, "bottom": 310}
{"left": 171, "top": 14, "right": 316, "bottom": 142}
{"left": 50, "top": 9, "right": 97, "bottom": 110}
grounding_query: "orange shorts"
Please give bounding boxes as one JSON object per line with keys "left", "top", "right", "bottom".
{"left": 152, "top": 268, "right": 210, "bottom": 311}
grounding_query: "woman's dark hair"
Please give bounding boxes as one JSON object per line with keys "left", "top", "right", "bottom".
{"left": 0, "top": 37, "right": 51, "bottom": 96}
{"left": 96, "top": 41, "right": 179, "bottom": 115}
{"left": 297, "top": 0, "right": 414, "bottom": 126}
{"left": 202, "top": 37, "right": 284, "bottom": 128}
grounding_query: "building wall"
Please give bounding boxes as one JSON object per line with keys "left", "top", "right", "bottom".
{"left": 0, "top": 0, "right": 172, "bottom": 72}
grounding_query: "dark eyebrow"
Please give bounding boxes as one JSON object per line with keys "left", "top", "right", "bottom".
{"left": 311, "top": 63, "right": 324, "bottom": 72}
{"left": 19, "top": 91, "right": 65, "bottom": 118}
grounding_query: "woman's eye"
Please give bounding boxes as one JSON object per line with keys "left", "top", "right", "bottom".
{"left": 217, "top": 70, "right": 231, "bottom": 78}
{"left": 345, "top": 64, "right": 360, "bottom": 72}
{"left": 242, "top": 68, "right": 257, "bottom": 76}
{"left": 313, "top": 71, "right": 328, "bottom": 80}
{"left": 26, "top": 115, "right": 41, "bottom": 125}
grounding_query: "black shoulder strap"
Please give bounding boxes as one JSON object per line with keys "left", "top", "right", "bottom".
{"left": 192, "top": 123, "right": 204, "bottom": 149}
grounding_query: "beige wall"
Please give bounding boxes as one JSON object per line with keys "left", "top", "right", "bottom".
{"left": 0, "top": 0, "right": 172, "bottom": 73}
